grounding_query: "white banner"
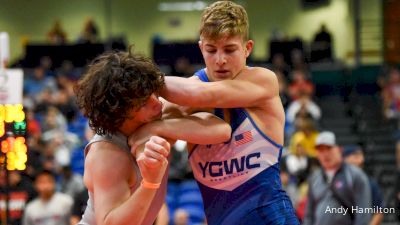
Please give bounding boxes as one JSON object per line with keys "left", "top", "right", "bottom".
{"left": 0, "top": 32, "right": 9, "bottom": 68}
{"left": 0, "top": 69, "right": 24, "bottom": 104}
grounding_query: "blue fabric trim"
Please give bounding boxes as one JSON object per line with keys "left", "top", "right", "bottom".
{"left": 188, "top": 144, "right": 199, "bottom": 158}
{"left": 242, "top": 110, "right": 283, "bottom": 150}
{"left": 194, "top": 68, "right": 209, "bottom": 82}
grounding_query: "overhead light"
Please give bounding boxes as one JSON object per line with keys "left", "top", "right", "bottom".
{"left": 158, "top": 1, "right": 208, "bottom": 11}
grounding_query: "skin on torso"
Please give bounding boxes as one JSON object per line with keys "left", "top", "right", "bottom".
{"left": 246, "top": 96, "right": 285, "bottom": 145}
{"left": 83, "top": 141, "right": 138, "bottom": 195}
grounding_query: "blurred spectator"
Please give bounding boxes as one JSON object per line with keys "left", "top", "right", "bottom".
{"left": 22, "top": 170, "right": 73, "bottom": 225}
{"left": 271, "top": 53, "right": 290, "bottom": 78}
{"left": 77, "top": 17, "right": 99, "bottom": 44}
{"left": 39, "top": 56, "right": 56, "bottom": 78}
{"left": 303, "top": 131, "right": 372, "bottom": 225}
{"left": 169, "top": 140, "right": 192, "bottom": 182}
{"left": 34, "top": 88, "right": 56, "bottom": 116}
{"left": 381, "top": 66, "right": 400, "bottom": 120}
{"left": 70, "top": 187, "right": 88, "bottom": 225}
{"left": 288, "top": 117, "right": 319, "bottom": 158}
{"left": 280, "top": 163, "right": 301, "bottom": 208}
{"left": 397, "top": 141, "right": 400, "bottom": 170}
{"left": 288, "top": 69, "right": 314, "bottom": 100}
{"left": 0, "top": 170, "right": 37, "bottom": 225}
{"left": 70, "top": 122, "right": 94, "bottom": 176}
{"left": 59, "top": 166, "right": 84, "bottom": 198}
{"left": 47, "top": 19, "right": 67, "bottom": 45}
{"left": 276, "top": 70, "right": 290, "bottom": 110}
{"left": 343, "top": 145, "right": 385, "bottom": 225}
{"left": 285, "top": 140, "right": 313, "bottom": 185}
{"left": 291, "top": 48, "right": 308, "bottom": 72}
{"left": 25, "top": 107, "right": 45, "bottom": 179}
{"left": 173, "top": 208, "right": 189, "bottom": 225}
{"left": 41, "top": 106, "right": 67, "bottom": 137}
{"left": 286, "top": 91, "right": 321, "bottom": 125}
{"left": 53, "top": 87, "right": 79, "bottom": 123}
{"left": 23, "top": 67, "right": 57, "bottom": 98}
{"left": 171, "top": 56, "right": 195, "bottom": 78}
{"left": 311, "top": 24, "right": 333, "bottom": 62}
{"left": 42, "top": 131, "right": 73, "bottom": 170}
{"left": 26, "top": 107, "right": 42, "bottom": 141}
{"left": 56, "top": 60, "right": 81, "bottom": 80}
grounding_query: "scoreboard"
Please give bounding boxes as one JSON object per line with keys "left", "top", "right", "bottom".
{"left": 0, "top": 104, "right": 27, "bottom": 170}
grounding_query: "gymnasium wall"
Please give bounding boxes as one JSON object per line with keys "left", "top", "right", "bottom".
{"left": 0, "top": 0, "right": 382, "bottom": 65}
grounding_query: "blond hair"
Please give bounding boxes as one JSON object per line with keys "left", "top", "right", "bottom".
{"left": 200, "top": 1, "right": 249, "bottom": 41}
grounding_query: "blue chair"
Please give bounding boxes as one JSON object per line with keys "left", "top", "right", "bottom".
{"left": 178, "top": 191, "right": 204, "bottom": 207}
{"left": 179, "top": 180, "right": 200, "bottom": 192}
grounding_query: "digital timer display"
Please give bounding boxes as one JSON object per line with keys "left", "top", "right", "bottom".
{"left": 0, "top": 104, "right": 27, "bottom": 170}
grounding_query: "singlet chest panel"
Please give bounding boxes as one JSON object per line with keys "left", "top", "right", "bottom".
{"left": 189, "top": 115, "right": 281, "bottom": 191}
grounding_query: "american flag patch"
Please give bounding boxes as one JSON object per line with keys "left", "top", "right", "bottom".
{"left": 234, "top": 130, "right": 253, "bottom": 146}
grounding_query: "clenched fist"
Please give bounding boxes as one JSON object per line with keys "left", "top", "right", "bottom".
{"left": 136, "top": 136, "right": 170, "bottom": 184}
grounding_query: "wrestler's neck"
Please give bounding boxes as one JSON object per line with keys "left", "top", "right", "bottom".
{"left": 119, "top": 121, "right": 143, "bottom": 137}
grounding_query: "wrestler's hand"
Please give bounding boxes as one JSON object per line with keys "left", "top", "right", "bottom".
{"left": 136, "top": 136, "right": 170, "bottom": 184}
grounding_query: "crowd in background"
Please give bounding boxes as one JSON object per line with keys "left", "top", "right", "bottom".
{"left": 1, "top": 18, "right": 400, "bottom": 225}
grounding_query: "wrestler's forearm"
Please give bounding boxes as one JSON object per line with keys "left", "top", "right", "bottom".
{"left": 153, "top": 112, "right": 231, "bottom": 144}
{"left": 101, "top": 187, "right": 158, "bottom": 225}
{"left": 161, "top": 76, "right": 212, "bottom": 107}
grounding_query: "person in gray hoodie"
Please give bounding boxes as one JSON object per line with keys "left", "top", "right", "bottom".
{"left": 303, "top": 131, "right": 372, "bottom": 225}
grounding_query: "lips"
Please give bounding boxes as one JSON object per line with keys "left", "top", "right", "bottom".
{"left": 215, "top": 70, "right": 229, "bottom": 74}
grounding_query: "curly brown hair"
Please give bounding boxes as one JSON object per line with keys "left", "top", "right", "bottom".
{"left": 74, "top": 48, "right": 165, "bottom": 135}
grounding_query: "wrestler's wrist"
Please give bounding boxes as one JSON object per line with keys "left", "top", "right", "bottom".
{"left": 141, "top": 179, "right": 161, "bottom": 189}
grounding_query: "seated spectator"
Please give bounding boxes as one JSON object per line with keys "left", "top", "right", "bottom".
{"left": 0, "top": 170, "right": 37, "bottom": 225}
{"left": 285, "top": 140, "right": 313, "bottom": 185}
{"left": 23, "top": 170, "right": 73, "bottom": 225}
{"left": 290, "top": 48, "right": 308, "bottom": 72}
{"left": 47, "top": 19, "right": 67, "bottom": 45}
{"left": 289, "top": 117, "right": 319, "bottom": 158}
{"left": 23, "top": 67, "right": 57, "bottom": 98}
{"left": 171, "top": 56, "right": 195, "bottom": 78}
{"left": 169, "top": 140, "right": 192, "bottom": 182}
{"left": 381, "top": 66, "right": 400, "bottom": 120}
{"left": 286, "top": 91, "right": 321, "bottom": 125}
{"left": 39, "top": 56, "right": 56, "bottom": 78}
{"left": 173, "top": 208, "right": 189, "bottom": 225}
{"left": 311, "top": 24, "right": 333, "bottom": 62}
{"left": 77, "top": 17, "right": 99, "bottom": 44}
{"left": 276, "top": 70, "right": 290, "bottom": 110}
{"left": 59, "top": 166, "right": 85, "bottom": 199}
{"left": 56, "top": 60, "right": 81, "bottom": 80}
{"left": 397, "top": 141, "right": 400, "bottom": 170}
{"left": 41, "top": 106, "right": 67, "bottom": 133}
{"left": 280, "top": 163, "right": 300, "bottom": 208}
{"left": 271, "top": 53, "right": 290, "bottom": 78}
{"left": 70, "top": 122, "right": 94, "bottom": 176}
{"left": 288, "top": 69, "right": 314, "bottom": 100}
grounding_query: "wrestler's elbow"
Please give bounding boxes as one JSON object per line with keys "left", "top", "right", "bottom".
{"left": 218, "top": 123, "right": 232, "bottom": 142}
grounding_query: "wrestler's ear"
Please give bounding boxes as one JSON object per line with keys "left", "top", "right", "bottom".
{"left": 245, "top": 40, "right": 254, "bottom": 58}
{"left": 198, "top": 40, "right": 203, "bottom": 51}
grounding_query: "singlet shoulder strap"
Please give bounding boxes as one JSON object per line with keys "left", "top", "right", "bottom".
{"left": 194, "top": 68, "right": 209, "bottom": 82}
